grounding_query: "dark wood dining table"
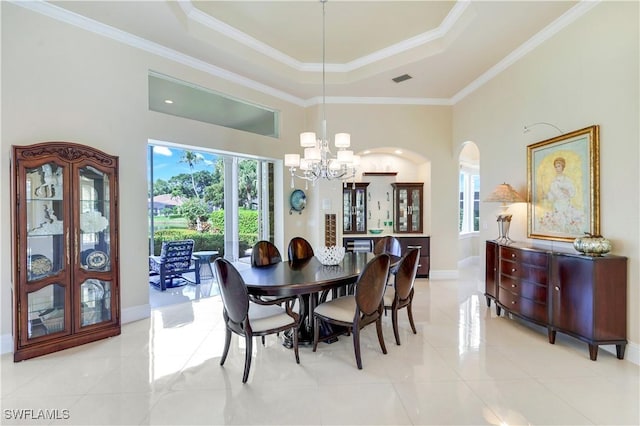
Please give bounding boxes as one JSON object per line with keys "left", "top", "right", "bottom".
{"left": 236, "top": 251, "right": 398, "bottom": 346}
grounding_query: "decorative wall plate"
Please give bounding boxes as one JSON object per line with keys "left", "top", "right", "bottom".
{"left": 28, "top": 254, "right": 53, "bottom": 280}
{"left": 289, "top": 189, "right": 306, "bottom": 215}
{"left": 86, "top": 250, "right": 109, "bottom": 270}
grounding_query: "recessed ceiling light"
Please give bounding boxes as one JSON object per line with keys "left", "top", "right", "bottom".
{"left": 395, "top": 150, "right": 403, "bottom": 155}
{"left": 363, "top": 150, "right": 371, "bottom": 154}
{"left": 164, "top": 99, "right": 174, "bottom": 104}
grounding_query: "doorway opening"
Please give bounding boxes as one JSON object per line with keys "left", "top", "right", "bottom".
{"left": 147, "top": 141, "right": 276, "bottom": 307}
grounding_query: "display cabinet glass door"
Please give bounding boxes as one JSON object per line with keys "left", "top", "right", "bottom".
{"left": 392, "top": 183, "right": 423, "bottom": 233}
{"left": 343, "top": 183, "right": 369, "bottom": 234}
{"left": 23, "top": 161, "right": 71, "bottom": 344}
{"left": 76, "top": 165, "right": 113, "bottom": 328}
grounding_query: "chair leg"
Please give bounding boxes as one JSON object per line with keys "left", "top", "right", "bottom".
{"left": 407, "top": 302, "right": 417, "bottom": 334}
{"left": 353, "top": 327, "right": 363, "bottom": 370}
{"left": 312, "top": 315, "right": 320, "bottom": 352}
{"left": 261, "top": 336, "right": 266, "bottom": 346}
{"left": 392, "top": 306, "right": 401, "bottom": 345}
{"left": 293, "top": 325, "right": 300, "bottom": 364}
{"left": 220, "top": 328, "right": 231, "bottom": 366}
{"left": 160, "top": 269, "right": 167, "bottom": 291}
{"left": 242, "top": 334, "right": 253, "bottom": 383}
{"left": 376, "top": 317, "right": 387, "bottom": 355}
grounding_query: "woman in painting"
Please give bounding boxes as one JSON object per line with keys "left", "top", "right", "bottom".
{"left": 539, "top": 157, "right": 585, "bottom": 234}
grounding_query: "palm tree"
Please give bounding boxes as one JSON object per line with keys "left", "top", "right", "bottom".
{"left": 179, "top": 150, "right": 202, "bottom": 198}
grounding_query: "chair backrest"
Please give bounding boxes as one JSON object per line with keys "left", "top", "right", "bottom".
{"left": 213, "top": 258, "right": 249, "bottom": 324}
{"left": 288, "top": 237, "right": 314, "bottom": 262}
{"left": 394, "top": 248, "right": 420, "bottom": 299}
{"left": 251, "top": 240, "right": 282, "bottom": 267}
{"left": 160, "top": 239, "right": 195, "bottom": 270}
{"left": 373, "top": 236, "right": 402, "bottom": 257}
{"left": 355, "top": 254, "right": 391, "bottom": 315}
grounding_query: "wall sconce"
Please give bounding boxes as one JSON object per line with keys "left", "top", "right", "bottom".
{"left": 484, "top": 183, "right": 525, "bottom": 244}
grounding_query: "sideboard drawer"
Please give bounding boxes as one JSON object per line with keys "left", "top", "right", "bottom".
{"left": 499, "top": 276, "right": 547, "bottom": 302}
{"left": 500, "top": 246, "right": 548, "bottom": 267}
{"left": 498, "top": 290, "right": 547, "bottom": 324}
{"left": 499, "top": 259, "right": 548, "bottom": 284}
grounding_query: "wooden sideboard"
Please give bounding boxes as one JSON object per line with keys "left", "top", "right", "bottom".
{"left": 343, "top": 235, "right": 430, "bottom": 277}
{"left": 485, "top": 241, "right": 627, "bottom": 361}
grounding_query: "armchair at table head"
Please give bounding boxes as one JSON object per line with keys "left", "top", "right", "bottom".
{"left": 312, "top": 253, "right": 391, "bottom": 369}
{"left": 148, "top": 239, "right": 200, "bottom": 291}
{"left": 287, "top": 237, "right": 314, "bottom": 262}
{"left": 250, "top": 240, "right": 282, "bottom": 267}
{"left": 384, "top": 248, "right": 420, "bottom": 345}
{"left": 212, "top": 258, "right": 300, "bottom": 383}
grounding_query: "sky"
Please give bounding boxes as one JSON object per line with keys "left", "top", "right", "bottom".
{"left": 150, "top": 145, "right": 218, "bottom": 182}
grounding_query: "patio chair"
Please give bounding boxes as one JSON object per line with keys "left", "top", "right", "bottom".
{"left": 149, "top": 239, "right": 200, "bottom": 291}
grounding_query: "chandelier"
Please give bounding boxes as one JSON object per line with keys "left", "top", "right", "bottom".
{"left": 284, "top": 0, "right": 359, "bottom": 189}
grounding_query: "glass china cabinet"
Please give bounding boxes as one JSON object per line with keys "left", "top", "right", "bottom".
{"left": 12, "top": 142, "right": 120, "bottom": 361}
{"left": 343, "top": 183, "right": 369, "bottom": 234}
{"left": 392, "top": 182, "right": 423, "bottom": 233}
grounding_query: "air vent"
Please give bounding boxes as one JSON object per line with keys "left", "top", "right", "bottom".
{"left": 392, "top": 74, "right": 412, "bottom": 83}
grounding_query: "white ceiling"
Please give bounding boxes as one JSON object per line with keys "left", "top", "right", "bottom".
{"left": 38, "top": 0, "right": 591, "bottom": 106}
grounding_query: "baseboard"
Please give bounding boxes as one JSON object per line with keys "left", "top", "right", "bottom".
{"left": 1, "top": 333, "right": 13, "bottom": 355}
{"left": 0, "top": 304, "right": 151, "bottom": 356}
{"left": 429, "top": 269, "right": 459, "bottom": 280}
{"left": 122, "top": 303, "right": 151, "bottom": 324}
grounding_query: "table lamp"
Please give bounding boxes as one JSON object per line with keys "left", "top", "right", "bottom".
{"left": 484, "top": 183, "right": 524, "bottom": 244}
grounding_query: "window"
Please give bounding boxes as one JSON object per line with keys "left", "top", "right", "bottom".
{"left": 459, "top": 169, "right": 480, "bottom": 233}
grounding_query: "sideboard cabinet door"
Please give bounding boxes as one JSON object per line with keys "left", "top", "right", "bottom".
{"left": 549, "top": 254, "right": 627, "bottom": 360}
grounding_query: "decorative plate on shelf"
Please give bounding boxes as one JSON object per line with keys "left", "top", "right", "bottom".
{"left": 289, "top": 189, "right": 306, "bottom": 215}
{"left": 86, "top": 250, "right": 109, "bottom": 270}
{"left": 28, "top": 254, "right": 53, "bottom": 280}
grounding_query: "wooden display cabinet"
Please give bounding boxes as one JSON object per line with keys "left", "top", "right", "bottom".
{"left": 392, "top": 183, "right": 423, "bottom": 233}
{"left": 12, "top": 142, "right": 120, "bottom": 361}
{"left": 343, "top": 182, "right": 369, "bottom": 234}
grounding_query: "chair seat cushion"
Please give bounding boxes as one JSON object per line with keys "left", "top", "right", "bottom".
{"left": 248, "top": 303, "right": 296, "bottom": 332}
{"left": 314, "top": 295, "right": 356, "bottom": 323}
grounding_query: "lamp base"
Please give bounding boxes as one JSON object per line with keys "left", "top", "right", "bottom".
{"left": 494, "top": 214, "right": 514, "bottom": 244}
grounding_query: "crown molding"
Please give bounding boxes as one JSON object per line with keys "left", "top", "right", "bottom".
{"left": 178, "top": 0, "right": 471, "bottom": 74}
{"left": 11, "top": 0, "right": 598, "bottom": 108}
{"left": 451, "top": 0, "right": 600, "bottom": 104}
{"left": 11, "top": 0, "right": 306, "bottom": 107}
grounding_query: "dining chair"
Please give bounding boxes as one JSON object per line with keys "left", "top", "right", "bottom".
{"left": 312, "top": 253, "right": 391, "bottom": 369}
{"left": 383, "top": 248, "right": 420, "bottom": 345}
{"left": 374, "top": 235, "right": 402, "bottom": 285}
{"left": 287, "top": 237, "right": 314, "bottom": 262}
{"left": 250, "top": 240, "right": 282, "bottom": 267}
{"left": 249, "top": 240, "right": 295, "bottom": 344}
{"left": 212, "top": 258, "right": 300, "bottom": 383}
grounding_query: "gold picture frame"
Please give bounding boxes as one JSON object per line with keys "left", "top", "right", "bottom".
{"left": 527, "top": 125, "right": 600, "bottom": 242}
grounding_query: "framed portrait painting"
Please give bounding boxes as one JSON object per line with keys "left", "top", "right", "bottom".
{"left": 527, "top": 125, "right": 600, "bottom": 242}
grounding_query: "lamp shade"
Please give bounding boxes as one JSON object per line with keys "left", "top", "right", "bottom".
{"left": 334, "top": 133, "right": 351, "bottom": 148}
{"left": 336, "top": 150, "right": 353, "bottom": 163}
{"left": 484, "top": 183, "right": 525, "bottom": 203}
{"left": 300, "top": 132, "right": 317, "bottom": 147}
{"left": 284, "top": 154, "right": 300, "bottom": 168}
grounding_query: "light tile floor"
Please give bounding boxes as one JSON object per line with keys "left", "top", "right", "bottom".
{"left": 2, "top": 260, "right": 638, "bottom": 425}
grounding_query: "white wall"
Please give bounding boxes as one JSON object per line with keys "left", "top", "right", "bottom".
{"left": 453, "top": 2, "right": 639, "bottom": 352}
